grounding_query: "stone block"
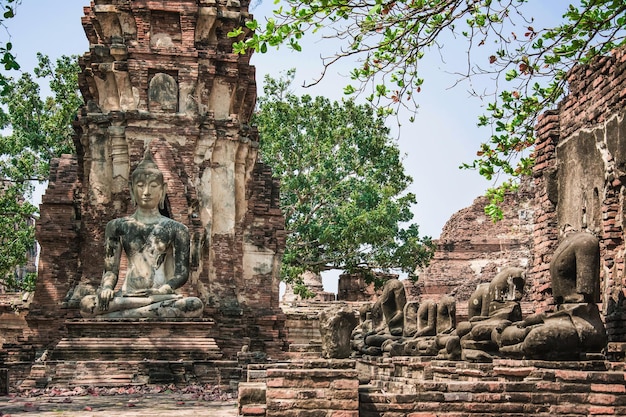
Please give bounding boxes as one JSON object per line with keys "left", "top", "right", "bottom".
{"left": 237, "top": 381, "right": 265, "bottom": 399}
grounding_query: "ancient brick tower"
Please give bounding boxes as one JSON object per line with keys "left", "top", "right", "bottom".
{"left": 28, "top": 0, "right": 287, "bottom": 359}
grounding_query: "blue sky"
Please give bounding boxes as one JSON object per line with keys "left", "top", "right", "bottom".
{"left": 6, "top": 0, "right": 569, "bottom": 241}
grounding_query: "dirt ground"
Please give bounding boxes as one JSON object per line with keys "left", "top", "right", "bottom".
{"left": 0, "top": 388, "right": 239, "bottom": 417}
{"left": 0, "top": 393, "right": 238, "bottom": 416}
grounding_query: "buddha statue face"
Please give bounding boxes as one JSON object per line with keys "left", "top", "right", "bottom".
{"left": 130, "top": 150, "right": 167, "bottom": 210}
{"left": 132, "top": 173, "right": 165, "bottom": 210}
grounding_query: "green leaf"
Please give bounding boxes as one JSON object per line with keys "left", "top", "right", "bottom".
{"left": 0, "top": 54, "right": 82, "bottom": 284}
{"left": 505, "top": 69, "right": 518, "bottom": 81}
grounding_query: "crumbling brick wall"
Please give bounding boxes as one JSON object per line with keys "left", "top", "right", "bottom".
{"left": 532, "top": 48, "right": 626, "bottom": 343}
{"left": 416, "top": 180, "right": 535, "bottom": 320}
{"left": 25, "top": 156, "right": 82, "bottom": 353}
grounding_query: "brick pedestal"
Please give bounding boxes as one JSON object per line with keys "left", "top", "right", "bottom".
{"left": 358, "top": 356, "right": 626, "bottom": 416}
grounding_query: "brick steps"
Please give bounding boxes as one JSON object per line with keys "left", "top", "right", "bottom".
{"left": 15, "top": 320, "right": 230, "bottom": 390}
{"left": 18, "top": 359, "right": 241, "bottom": 390}
{"left": 238, "top": 382, "right": 267, "bottom": 416}
{"left": 286, "top": 343, "right": 322, "bottom": 359}
{"left": 51, "top": 337, "right": 222, "bottom": 361}
{"left": 358, "top": 357, "right": 626, "bottom": 416}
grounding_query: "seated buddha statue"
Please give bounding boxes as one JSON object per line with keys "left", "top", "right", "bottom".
{"left": 79, "top": 149, "right": 203, "bottom": 319}
{"left": 455, "top": 267, "right": 526, "bottom": 362}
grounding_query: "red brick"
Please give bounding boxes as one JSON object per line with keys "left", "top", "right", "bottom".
{"left": 588, "top": 393, "right": 618, "bottom": 405}
{"left": 240, "top": 405, "right": 267, "bottom": 416}
{"left": 330, "top": 412, "right": 359, "bottom": 417}
{"left": 589, "top": 405, "right": 616, "bottom": 415}
{"left": 331, "top": 378, "right": 359, "bottom": 390}
{"left": 591, "top": 383, "right": 626, "bottom": 393}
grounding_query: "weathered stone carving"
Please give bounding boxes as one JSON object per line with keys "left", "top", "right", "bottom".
{"left": 415, "top": 299, "right": 438, "bottom": 338}
{"left": 319, "top": 306, "right": 359, "bottom": 359}
{"left": 148, "top": 73, "right": 178, "bottom": 112}
{"left": 433, "top": 295, "right": 461, "bottom": 360}
{"left": 350, "top": 303, "right": 373, "bottom": 356}
{"left": 399, "top": 299, "right": 438, "bottom": 356}
{"left": 499, "top": 231, "right": 607, "bottom": 359}
{"left": 359, "top": 279, "right": 406, "bottom": 355}
{"left": 467, "top": 282, "right": 490, "bottom": 318}
{"left": 454, "top": 267, "right": 525, "bottom": 362}
{"left": 388, "top": 296, "right": 458, "bottom": 359}
{"left": 550, "top": 230, "right": 602, "bottom": 304}
{"left": 80, "top": 149, "right": 203, "bottom": 318}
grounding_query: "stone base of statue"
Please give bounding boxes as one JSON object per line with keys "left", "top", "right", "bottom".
{"left": 19, "top": 319, "right": 226, "bottom": 389}
{"left": 51, "top": 319, "right": 222, "bottom": 361}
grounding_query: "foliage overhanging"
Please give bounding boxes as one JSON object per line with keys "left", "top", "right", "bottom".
{"left": 230, "top": 0, "right": 626, "bottom": 218}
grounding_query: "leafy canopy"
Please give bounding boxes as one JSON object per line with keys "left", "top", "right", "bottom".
{"left": 255, "top": 70, "right": 435, "bottom": 295}
{"left": 0, "top": 184, "right": 36, "bottom": 291}
{"left": 231, "top": 0, "right": 626, "bottom": 218}
{"left": 0, "top": 53, "right": 82, "bottom": 290}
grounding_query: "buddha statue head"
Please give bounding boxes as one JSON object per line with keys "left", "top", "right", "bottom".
{"left": 130, "top": 148, "right": 167, "bottom": 210}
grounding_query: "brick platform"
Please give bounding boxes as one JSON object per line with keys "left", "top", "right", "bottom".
{"left": 358, "top": 356, "right": 626, "bottom": 416}
{"left": 239, "top": 357, "right": 626, "bottom": 416}
{"left": 49, "top": 319, "right": 221, "bottom": 361}
{"left": 15, "top": 320, "right": 231, "bottom": 391}
{"left": 18, "top": 360, "right": 241, "bottom": 391}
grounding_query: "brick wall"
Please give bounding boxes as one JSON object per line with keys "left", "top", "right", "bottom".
{"left": 240, "top": 357, "right": 626, "bottom": 416}
{"left": 265, "top": 360, "right": 359, "bottom": 417}
{"left": 531, "top": 48, "right": 626, "bottom": 343}
{"left": 26, "top": 156, "right": 82, "bottom": 352}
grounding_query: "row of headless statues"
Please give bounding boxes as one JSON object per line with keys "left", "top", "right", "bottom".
{"left": 352, "top": 231, "right": 608, "bottom": 361}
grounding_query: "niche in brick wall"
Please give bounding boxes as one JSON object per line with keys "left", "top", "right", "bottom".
{"left": 150, "top": 10, "right": 182, "bottom": 48}
{"left": 148, "top": 70, "right": 179, "bottom": 112}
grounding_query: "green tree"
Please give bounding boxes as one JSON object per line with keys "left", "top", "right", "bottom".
{"left": 255, "top": 70, "right": 435, "bottom": 295}
{"left": 0, "top": 53, "right": 82, "bottom": 290}
{"left": 232, "top": 0, "right": 626, "bottom": 218}
{"left": 0, "top": 183, "right": 36, "bottom": 291}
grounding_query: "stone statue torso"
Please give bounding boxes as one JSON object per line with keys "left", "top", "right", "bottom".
{"left": 106, "top": 214, "right": 189, "bottom": 294}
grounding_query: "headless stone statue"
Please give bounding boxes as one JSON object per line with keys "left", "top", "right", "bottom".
{"left": 400, "top": 299, "right": 438, "bottom": 356}
{"left": 398, "top": 296, "right": 459, "bottom": 359}
{"left": 499, "top": 231, "right": 607, "bottom": 359}
{"left": 434, "top": 295, "right": 460, "bottom": 360}
{"left": 361, "top": 279, "right": 406, "bottom": 355}
{"left": 550, "top": 231, "right": 601, "bottom": 304}
{"left": 467, "top": 283, "right": 490, "bottom": 318}
{"left": 455, "top": 267, "right": 526, "bottom": 362}
{"left": 80, "top": 149, "right": 204, "bottom": 319}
